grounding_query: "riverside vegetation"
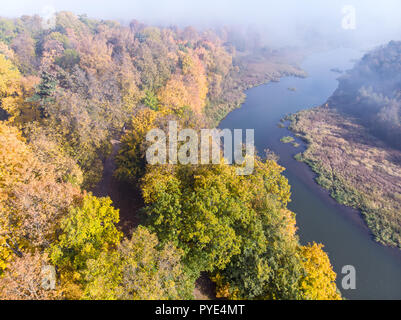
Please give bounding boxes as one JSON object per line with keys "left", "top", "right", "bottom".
{"left": 0, "top": 12, "right": 339, "bottom": 300}
{"left": 289, "top": 41, "right": 401, "bottom": 248}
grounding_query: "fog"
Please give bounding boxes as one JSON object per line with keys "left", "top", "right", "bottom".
{"left": 2, "top": 0, "right": 401, "bottom": 49}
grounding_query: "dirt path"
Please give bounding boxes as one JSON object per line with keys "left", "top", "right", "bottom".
{"left": 92, "top": 139, "right": 143, "bottom": 235}
{"left": 193, "top": 272, "right": 217, "bottom": 300}
{"left": 92, "top": 140, "right": 216, "bottom": 299}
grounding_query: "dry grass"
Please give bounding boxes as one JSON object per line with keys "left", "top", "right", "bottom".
{"left": 290, "top": 106, "right": 401, "bottom": 248}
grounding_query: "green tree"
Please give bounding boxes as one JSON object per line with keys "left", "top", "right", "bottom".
{"left": 142, "top": 89, "right": 159, "bottom": 110}
{"left": 83, "top": 226, "right": 193, "bottom": 300}
{"left": 141, "top": 159, "right": 341, "bottom": 300}
{"left": 141, "top": 159, "right": 292, "bottom": 280}
{"left": 30, "top": 70, "right": 57, "bottom": 118}
{"left": 214, "top": 206, "right": 304, "bottom": 300}
{"left": 50, "top": 193, "right": 122, "bottom": 271}
{"left": 55, "top": 49, "right": 80, "bottom": 70}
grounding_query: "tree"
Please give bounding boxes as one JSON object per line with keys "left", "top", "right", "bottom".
{"left": 141, "top": 158, "right": 341, "bottom": 300}
{"left": 214, "top": 206, "right": 304, "bottom": 300}
{"left": 0, "top": 53, "right": 22, "bottom": 120}
{"left": 157, "top": 52, "right": 208, "bottom": 115}
{"left": 141, "top": 163, "right": 239, "bottom": 276}
{"left": 0, "top": 18, "right": 17, "bottom": 44}
{"left": 298, "top": 243, "right": 341, "bottom": 300}
{"left": 11, "top": 32, "right": 37, "bottom": 74}
{"left": 143, "top": 89, "right": 159, "bottom": 110}
{"left": 0, "top": 252, "right": 60, "bottom": 300}
{"left": 30, "top": 70, "right": 57, "bottom": 118}
{"left": 83, "top": 226, "right": 193, "bottom": 300}
{"left": 0, "top": 122, "right": 79, "bottom": 272}
{"left": 141, "top": 159, "right": 293, "bottom": 280}
{"left": 157, "top": 75, "right": 191, "bottom": 114}
{"left": 77, "top": 33, "right": 113, "bottom": 76}
{"left": 0, "top": 123, "right": 35, "bottom": 272}
{"left": 114, "top": 107, "right": 158, "bottom": 184}
{"left": 37, "top": 88, "right": 111, "bottom": 188}
{"left": 55, "top": 48, "right": 80, "bottom": 70}
{"left": 48, "top": 193, "right": 122, "bottom": 299}
{"left": 50, "top": 193, "right": 122, "bottom": 271}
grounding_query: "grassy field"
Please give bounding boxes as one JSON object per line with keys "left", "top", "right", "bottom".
{"left": 289, "top": 106, "right": 401, "bottom": 248}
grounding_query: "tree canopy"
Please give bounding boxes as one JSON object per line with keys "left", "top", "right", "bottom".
{"left": 0, "top": 12, "right": 340, "bottom": 300}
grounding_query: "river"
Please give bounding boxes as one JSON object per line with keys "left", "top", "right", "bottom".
{"left": 218, "top": 48, "right": 401, "bottom": 300}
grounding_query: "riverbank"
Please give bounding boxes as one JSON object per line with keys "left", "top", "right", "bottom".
{"left": 205, "top": 49, "right": 306, "bottom": 126}
{"left": 288, "top": 106, "right": 401, "bottom": 248}
{"left": 218, "top": 47, "right": 401, "bottom": 299}
{"left": 92, "top": 50, "right": 306, "bottom": 236}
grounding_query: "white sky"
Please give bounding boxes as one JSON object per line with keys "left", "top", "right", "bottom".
{"left": 1, "top": 0, "right": 400, "bottom": 47}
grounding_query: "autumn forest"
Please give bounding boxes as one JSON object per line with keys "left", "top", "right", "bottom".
{"left": 0, "top": 11, "right": 342, "bottom": 300}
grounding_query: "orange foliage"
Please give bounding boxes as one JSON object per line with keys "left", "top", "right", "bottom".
{"left": 158, "top": 51, "right": 208, "bottom": 115}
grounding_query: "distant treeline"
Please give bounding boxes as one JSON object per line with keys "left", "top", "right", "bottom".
{"left": 0, "top": 12, "right": 241, "bottom": 187}
{"left": 0, "top": 12, "right": 303, "bottom": 187}
{"left": 330, "top": 41, "right": 401, "bottom": 150}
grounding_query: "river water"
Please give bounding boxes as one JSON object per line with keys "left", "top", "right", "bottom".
{"left": 219, "top": 48, "right": 401, "bottom": 300}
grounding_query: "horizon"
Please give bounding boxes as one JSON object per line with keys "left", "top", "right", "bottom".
{"left": 1, "top": 1, "right": 401, "bottom": 48}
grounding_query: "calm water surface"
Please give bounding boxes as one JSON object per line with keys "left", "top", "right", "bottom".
{"left": 219, "top": 48, "right": 401, "bottom": 299}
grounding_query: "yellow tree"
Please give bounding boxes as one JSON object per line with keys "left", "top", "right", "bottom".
{"left": 49, "top": 193, "right": 122, "bottom": 299}
{"left": 0, "top": 54, "right": 39, "bottom": 123}
{"left": 0, "top": 123, "right": 33, "bottom": 272}
{"left": 0, "top": 54, "right": 22, "bottom": 121}
{"left": 157, "top": 51, "right": 208, "bottom": 115}
{"left": 184, "top": 52, "right": 208, "bottom": 114}
{"left": 83, "top": 226, "right": 193, "bottom": 300}
{"left": 114, "top": 107, "right": 158, "bottom": 184}
{"left": 299, "top": 243, "right": 342, "bottom": 300}
{"left": 157, "top": 75, "right": 191, "bottom": 114}
{"left": 77, "top": 33, "right": 113, "bottom": 76}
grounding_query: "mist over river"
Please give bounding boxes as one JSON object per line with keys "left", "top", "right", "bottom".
{"left": 219, "top": 48, "right": 401, "bottom": 299}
